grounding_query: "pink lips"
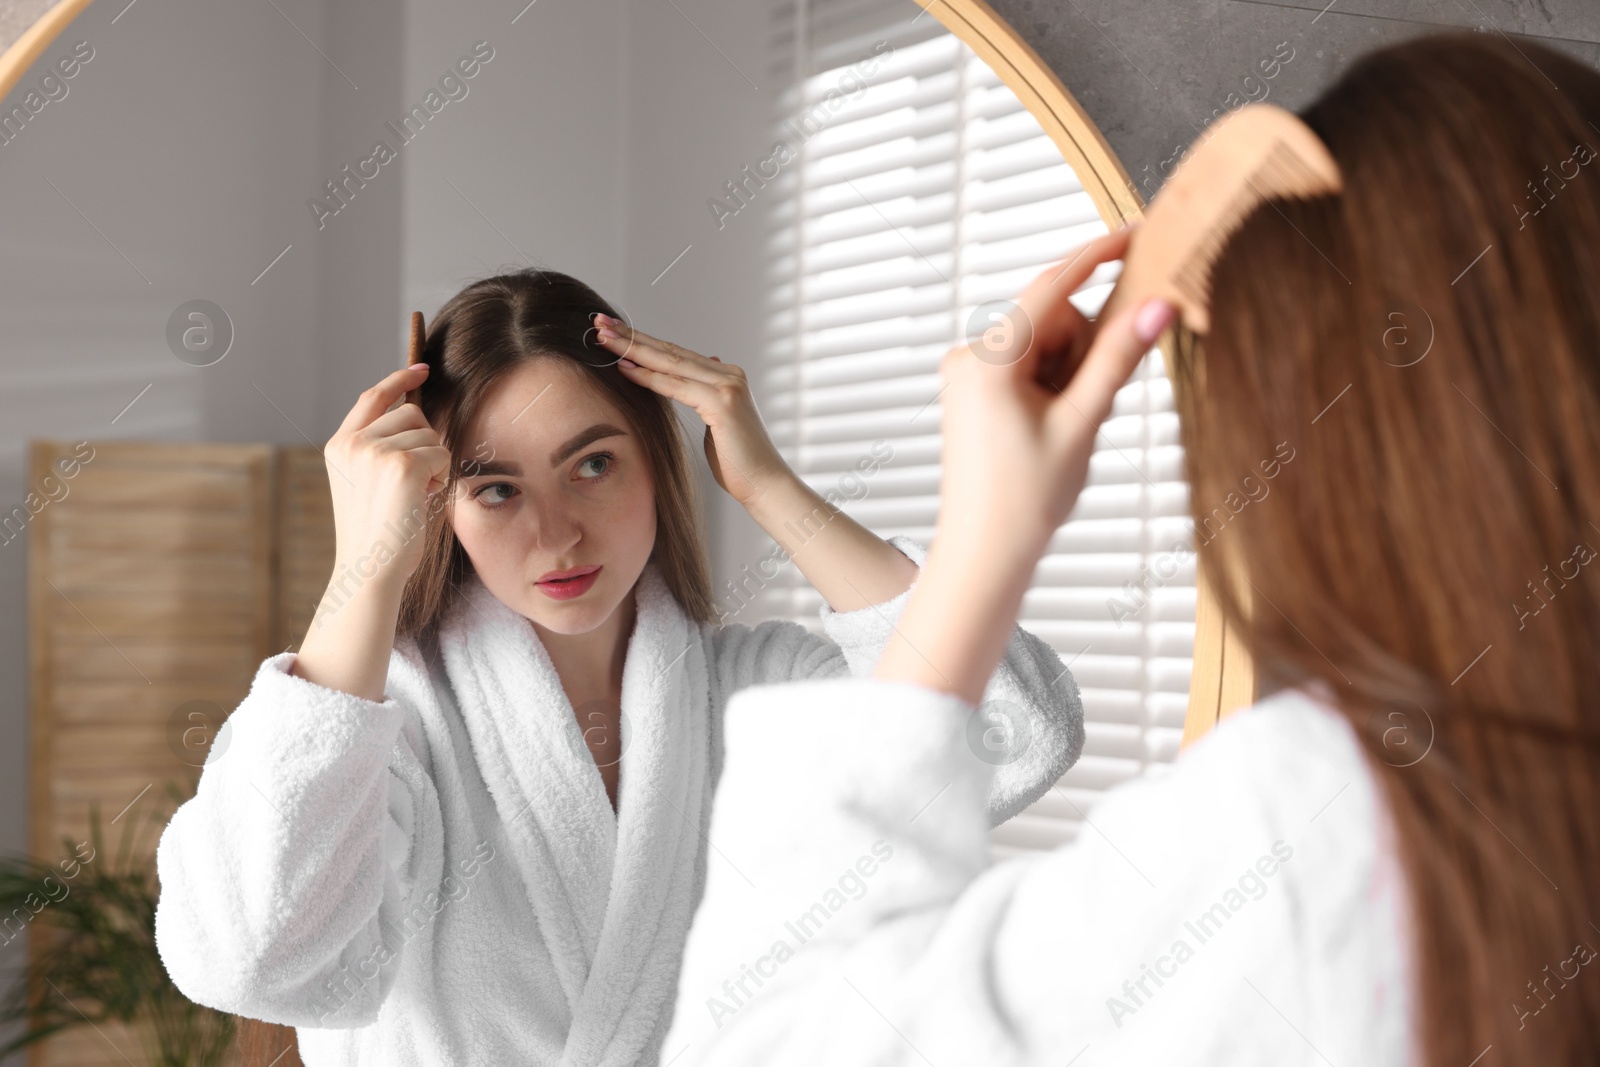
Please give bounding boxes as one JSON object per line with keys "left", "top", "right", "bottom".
{"left": 536, "top": 564, "right": 601, "bottom": 601}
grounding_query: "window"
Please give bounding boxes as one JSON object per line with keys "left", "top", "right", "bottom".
{"left": 753, "top": 0, "right": 1196, "bottom": 858}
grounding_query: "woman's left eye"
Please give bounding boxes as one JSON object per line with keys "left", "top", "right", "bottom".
{"left": 577, "top": 452, "right": 615, "bottom": 481}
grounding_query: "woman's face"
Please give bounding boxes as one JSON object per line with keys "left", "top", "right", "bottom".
{"left": 448, "top": 358, "right": 657, "bottom": 636}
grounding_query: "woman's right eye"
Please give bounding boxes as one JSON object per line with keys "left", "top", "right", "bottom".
{"left": 472, "top": 482, "right": 516, "bottom": 507}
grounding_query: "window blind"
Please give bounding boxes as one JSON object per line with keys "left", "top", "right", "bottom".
{"left": 751, "top": 0, "right": 1196, "bottom": 859}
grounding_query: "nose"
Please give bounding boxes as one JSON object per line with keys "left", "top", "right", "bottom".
{"left": 523, "top": 489, "right": 583, "bottom": 554}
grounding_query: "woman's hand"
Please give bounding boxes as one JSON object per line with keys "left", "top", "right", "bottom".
{"left": 870, "top": 225, "right": 1176, "bottom": 705}
{"left": 934, "top": 225, "right": 1177, "bottom": 566}
{"left": 322, "top": 363, "right": 453, "bottom": 590}
{"left": 295, "top": 363, "right": 452, "bottom": 702}
{"left": 592, "top": 314, "right": 790, "bottom": 508}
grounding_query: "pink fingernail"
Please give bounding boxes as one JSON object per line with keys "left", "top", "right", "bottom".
{"left": 1134, "top": 298, "right": 1176, "bottom": 344}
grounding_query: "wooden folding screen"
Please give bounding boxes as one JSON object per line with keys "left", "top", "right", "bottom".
{"left": 27, "top": 441, "right": 331, "bottom": 1067}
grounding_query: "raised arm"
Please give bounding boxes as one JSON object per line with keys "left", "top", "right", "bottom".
{"left": 294, "top": 361, "right": 450, "bottom": 702}
{"left": 738, "top": 468, "right": 919, "bottom": 612}
{"left": 874, "top": 230, "right": 1173, "bottom": 705}
{"left": 588, "top": 315, "right": 917, "bottom": 611}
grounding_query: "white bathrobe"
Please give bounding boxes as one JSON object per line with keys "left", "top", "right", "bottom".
{"left": 660, "top": 676, "right": 1414, "bottom": 1065}
{"left": 153, "top": 536, "right": 1083, "bottom": 1066}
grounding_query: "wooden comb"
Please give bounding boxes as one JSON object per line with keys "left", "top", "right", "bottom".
{"left": 404, "top": 310, "right": 426, "bottom": 407}
{"left": 1058, "top": 102, "right": 1342, "bottom": 382}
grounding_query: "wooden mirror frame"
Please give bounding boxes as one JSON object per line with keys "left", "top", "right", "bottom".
{"left": 912, "top": 0, "right": 1258, "bottom": 746}
{"left": 0, "top": 0, "right": 93, "bottom": 98}
{"left": 0, "top": 0, "right": 1252, "bottom": 775}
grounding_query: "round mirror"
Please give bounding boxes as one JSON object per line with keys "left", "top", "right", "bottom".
{"left": 0, "top": 0, "right": 1230, "bottom": 1060}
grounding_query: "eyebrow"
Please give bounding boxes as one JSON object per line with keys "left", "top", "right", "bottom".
{"left": 461, "top": 422, "right": 628, "bottom": 477}
{"left": 549, "top": 423, "right": 628, "bottom": 468}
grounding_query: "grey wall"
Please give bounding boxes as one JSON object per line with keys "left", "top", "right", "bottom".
{"left": 992, "top": 0, "right": 1600, "bottom": 207}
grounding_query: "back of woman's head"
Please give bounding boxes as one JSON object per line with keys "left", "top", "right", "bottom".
{"left": 1175, "top": 30, "right": 1600, "bottom": 1064}
{"left": 395, "top": 268, "right": 714, "bottom": 635}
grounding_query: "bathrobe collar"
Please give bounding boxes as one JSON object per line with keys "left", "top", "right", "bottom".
{"left": 437, "top": 558, "right": 713, "bottom": 1064}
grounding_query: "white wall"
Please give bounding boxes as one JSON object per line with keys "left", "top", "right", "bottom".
{"left": 393, "top": 0, "right": 778, "bottom": 589}
{"left": 397, "top": 0, "right": 626, "bottom": 328}
{"left": 614, "top": 0, "right": 779, "bottom": 601}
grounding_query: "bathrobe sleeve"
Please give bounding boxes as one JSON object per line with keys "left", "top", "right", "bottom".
{"left": 707, "top": 535, "right": 1084, "bottom": 827}
{"left": 154, "top": 644, "right": 443, "bottom": 1028}
{"left": 660, "top": 678, "right": 1402, "bottom": 1067}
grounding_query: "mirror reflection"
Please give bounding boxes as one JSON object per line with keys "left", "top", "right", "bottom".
{"left": 0, "top": 0, "right": 1188, "bottom": 1063}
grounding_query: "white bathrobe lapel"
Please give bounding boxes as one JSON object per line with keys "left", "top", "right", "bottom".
{"left": 438, "top": 560, "right": 713, "bottom": 1065}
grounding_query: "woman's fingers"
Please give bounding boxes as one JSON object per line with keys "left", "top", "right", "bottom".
{"left": 338, "top": 364, "right": 429, "bottom": 436}
{"left": 1011, "top": 226, "right": 1137, "bottom": 370}
{"left": 594, "top": 315, "right": 753, "bottom": 417}
{"left": 413, "top": 445, "right": 454, "bottom": 496}
{"left": 612, "top": 357, "right": 722, "bottom": 410}
{"left": 594, "top": 315, "right": 731, "bottom": 386}
{"left": 1050, "top": 296, "right": 1175, "bottom": 436}
{"left": 360, "top": 401, "right": 432, "bottom": 440}
{"left": 378, "top": 427, "right": 445, "bottom": 455}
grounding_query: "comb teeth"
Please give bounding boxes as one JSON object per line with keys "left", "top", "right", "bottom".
{"left": 1037, "top": 102, "right": 1339, "bottom": 355}
{"left": 1170, "top": 138, "right": 1328, "bottom": 310}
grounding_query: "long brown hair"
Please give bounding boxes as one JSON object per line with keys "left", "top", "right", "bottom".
{"left": 1172, "top": 31, "right": 1600, "bottom": 1064}
{"left": 394, "top": 268, "right": 715, "bottom": 636}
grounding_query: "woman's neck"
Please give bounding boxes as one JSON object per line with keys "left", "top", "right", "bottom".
{"left": 534, "top": 586, "right": 636, "bottom": 816}
{"left": 534, "top": 583, "right": 639, "bottom": 705}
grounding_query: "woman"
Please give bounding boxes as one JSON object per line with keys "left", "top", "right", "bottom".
{"left": 660, "top": 30, "right": 1600, "bottom": 1067}
{"left": 151, "top": 271, "right": 1084, "bottom": 1064}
